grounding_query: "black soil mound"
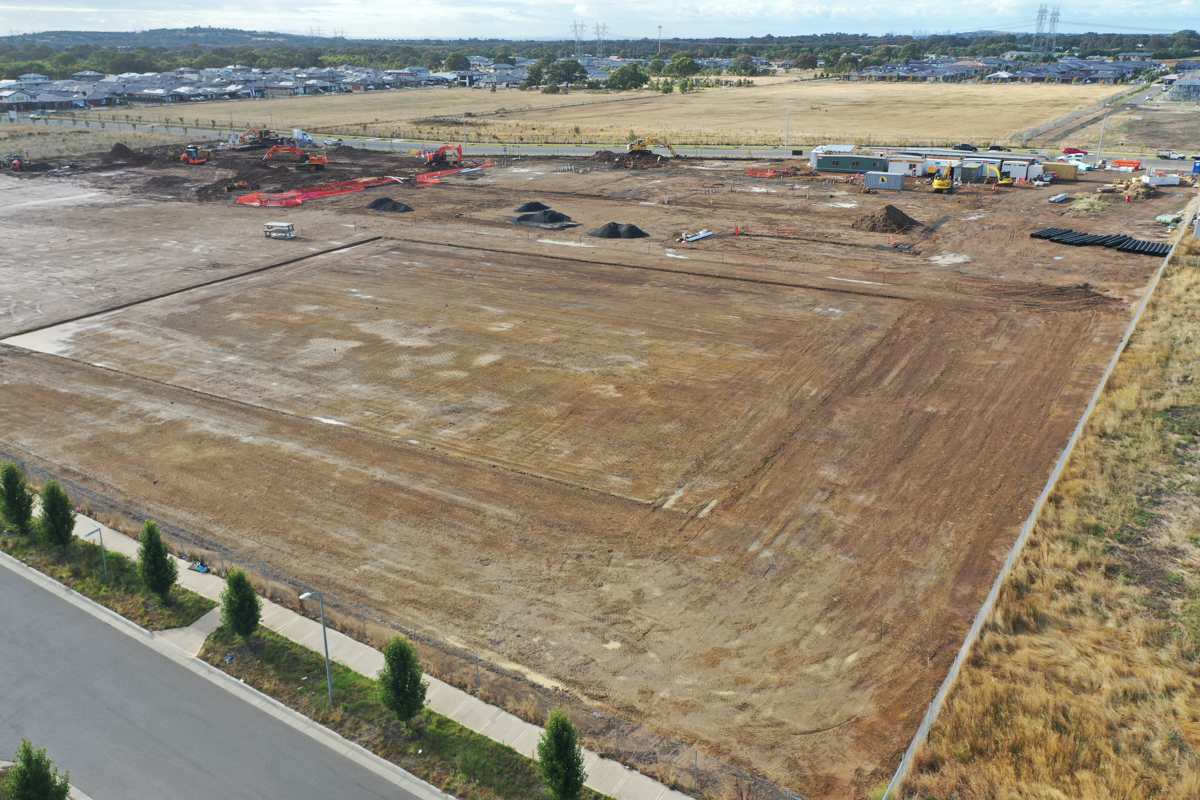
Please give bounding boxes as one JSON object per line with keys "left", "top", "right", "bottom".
{"left": 21, "top": 162, "right": 53, "bottom": 172}
{"left": 517, "top": 209, "right": 571, "bottom": 224}
{"left": 366, "top": 197, "right": 413, "bottom": 213}
{"left": 108, "top": 143, "right": 136, "bottom": 159}
{"left": 514, "top": 201, "right": 550, "bottom": 212}
{"left": 851, "top": 204, "right": 923, "bottom": 233}
{"left": 590, "top": 222, "right": 650, "bottom": 239}
{"left": 511, "top": 208, "right": 578, "bottom": 230}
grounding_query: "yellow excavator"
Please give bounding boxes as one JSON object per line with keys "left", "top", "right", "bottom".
{"left": 931, "top": 166, "right": 953, "bottom": 194}
{"left": 986, "top": 165, "right": 1014, "bottom": 186}
{"left": 627, "top": 138, "right": 679, "bottom": 158}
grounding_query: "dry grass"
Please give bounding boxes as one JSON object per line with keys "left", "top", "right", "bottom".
{"left": 902, "top": 222, "right": 1200, "bottom": 799}
{"left": 70, "top": 81, "right": 1128, "bottom": 147}
{"left": 0, "top": 123, "right": 185, "bottom": 159}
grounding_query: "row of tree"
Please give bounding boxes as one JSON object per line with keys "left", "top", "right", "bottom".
{"left": 2, "top": 28, "right": 1198, "bottom": 81}
{"left": 0, "top": 461, "right": 589, "bottom": 800}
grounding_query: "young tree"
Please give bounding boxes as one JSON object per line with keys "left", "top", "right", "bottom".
{"left": 137, "top": 520, "right": 177, "bottom": 604}
{"left": 378, "top": 635, "right": 427, "bottom": 724}
{"left": 37, "top": 480, "right": 75, "bottom": 549}
{"left": 0, "top": 461, "right": 34, "bottom": 533}
{"left": 220, "top": 568, "right": 261, "bottom": 640}
{"left": 4, "top": 739, "right": 70, "bottom": 800}
{"left": 537, "top": 710, "right": 586, "bottom": 800}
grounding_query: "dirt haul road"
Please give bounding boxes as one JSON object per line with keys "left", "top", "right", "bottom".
{"left": 0, "top": 154, "right": 1179, "bottom": 797}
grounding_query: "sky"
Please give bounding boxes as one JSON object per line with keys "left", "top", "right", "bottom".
{"left": 0, "top": 0, "right": 1196, "bottom": 42}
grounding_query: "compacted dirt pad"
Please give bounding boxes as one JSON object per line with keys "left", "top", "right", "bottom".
{"left": 0, "top": 154, "right": 1181, "bottom": 798}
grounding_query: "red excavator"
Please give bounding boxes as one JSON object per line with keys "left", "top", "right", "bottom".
{"left": 262, "top": 145, "right": 328, "bottom": 172}
{"left": 424, "top": 145, "right": 462, "bottom": 166}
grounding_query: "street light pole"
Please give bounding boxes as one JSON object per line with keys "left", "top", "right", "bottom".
{"left": 299, "top": 591, "right": 334, "bottom": 705}
{"left": 85, "top": 526, "right": 108, "bottom": 583}
{"left": 1096, "top": 113, "right": 1109, "bottom": 166}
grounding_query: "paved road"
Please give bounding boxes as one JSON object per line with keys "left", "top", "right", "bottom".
{"left": 10, "top": 112, "right": 1198, "bottom": 171}
{"left": 0, "top": 560, "right": 427, "bottom": 800}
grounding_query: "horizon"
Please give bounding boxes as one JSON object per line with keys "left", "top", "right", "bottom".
{"left": 0, "top": 3, "right": 1194, "bottom": 43}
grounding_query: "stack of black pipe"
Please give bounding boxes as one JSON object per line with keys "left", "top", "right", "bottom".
{"left": 1030, "top": 227, "right": 1172, "bottom": 257}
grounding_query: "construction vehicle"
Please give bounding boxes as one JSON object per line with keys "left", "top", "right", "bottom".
{"left": 627, "top": 138, "right": 679, "bottom": 158}
{"left": 180, "top": 145, "right": 211, "bottom": 165}
{"left": 223, "top": 180, "right": 261, "bottom": 192}
{"left": 2, "top": 153, "right": 22, "bottom": 171}
{"left": 931, "top": 166, "right": 953, "bottom": 193}
{"left": 985, "top": 165, "right": 1014, "bottom": 186}
{"left": 261, "top": 145, "right": 328, "bottom": 172}
{"left": 424, "top": 145, "right": 462, "bottom": 166}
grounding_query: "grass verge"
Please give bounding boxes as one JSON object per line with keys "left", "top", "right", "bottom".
{"left": 0, "top": 532, "right": 214, "bottom": 630}
{"left": 901, "top": 233, "right": 1200, "bottom": 796}
{"left": 200, "top": 625, "right": 611, "bottom": 800}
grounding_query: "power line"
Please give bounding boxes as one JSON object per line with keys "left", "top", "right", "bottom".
{"left": 594, "top": 22, "right": 608, "bottom": 59}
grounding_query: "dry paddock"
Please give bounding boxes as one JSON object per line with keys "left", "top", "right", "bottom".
{"left": 0, "top": 152, "right": 1184, "bottom": 798}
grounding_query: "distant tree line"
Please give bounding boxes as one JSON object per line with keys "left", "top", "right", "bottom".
{"left": 1, "top": 28, "right": 1198, "bottom": 81}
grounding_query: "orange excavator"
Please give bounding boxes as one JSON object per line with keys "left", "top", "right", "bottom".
{"left": 424, "top": 145, "right": 462, "bottom": 166}
{"left": 180, "top": 145, "right": 211, "bottom": 165}
{"left": 261, "top": 145, "right": 328, "bottom": 172}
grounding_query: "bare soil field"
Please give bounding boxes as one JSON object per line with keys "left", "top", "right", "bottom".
{"left": 77, "top": 81, "right": 1129, "bottom": 147}
{"left": 0, "top": 144, "right": 1188, "bottom": 798}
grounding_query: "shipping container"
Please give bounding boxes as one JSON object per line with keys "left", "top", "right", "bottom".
{"left": 865, "top": 171, "right": 906, "bottom": 191}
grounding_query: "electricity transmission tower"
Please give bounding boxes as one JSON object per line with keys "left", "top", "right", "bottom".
{"left": 1033, "top": 4, "right": 1047, "bottom": 53}
{"left": 594, "top": 23, "right": 608, "bottom": 59}
{"left": 570, "top": 21, "right": 587, "bottom": 59}
{"left": 1047, "top": 7, "right": 1060, "bottom": 54}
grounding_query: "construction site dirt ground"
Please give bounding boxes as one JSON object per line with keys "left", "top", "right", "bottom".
{"left": 0, "top": 144, "right": 1191, "bottom": 798}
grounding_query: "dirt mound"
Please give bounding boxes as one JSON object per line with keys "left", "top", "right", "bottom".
{"left": 108, "top": 143, "right": 136, "bottom": 159}
{"left": 365, "top": 197, "right": 413, "bottom": 213}
{"left": 851, "top": 204, "right": 923, "bottom": 233}
{"left": 140, "top": 175, "right": 189, "bottom": 190}
{"left": 333, "top": 145, "right": 362, "bottom": 156}
{"left": 514, "top": 201, "right": 550, "bottom": 213}
{"left": 590, "top": 222, "right": 650, "bottom": 239}
{"left": 517, "top": 209, "right": 571, "bottom": 224}
{"left": 512, "top": 208, "right": 578, "bottom": 230}
{"left": 20, "top": 162, "right": 54, "bottom": 172}
{"left": 591, "top": 150, "right": 618, "bottom": 162}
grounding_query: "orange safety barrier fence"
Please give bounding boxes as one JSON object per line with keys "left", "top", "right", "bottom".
{"left": 236, "top": 176, "right": 404, "bottom": 207}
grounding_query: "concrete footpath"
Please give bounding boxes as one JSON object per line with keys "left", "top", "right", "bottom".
{"left": 70, "top": 514, "right": 689, "bottom": 800}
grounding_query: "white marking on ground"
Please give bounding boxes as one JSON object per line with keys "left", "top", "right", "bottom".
{"left": 537, "top": 239, "right": 596, "bottom": 248}
{"left": 697, "top": 499, "right": 719, "bottom": 518}
{"left": 665, "top": 251, "right": 691, "bottom": 259}
{"left": 312, "top": 417, "right": 347, "bottom": 426}
{"left": 661, "top": 487, "right": 686, "bottom": 509}
{"left": 928, "top": 253, "right": 971, "bottom": 266}
{"left": 825, "top": 277, "right": 891, "bottom": 286}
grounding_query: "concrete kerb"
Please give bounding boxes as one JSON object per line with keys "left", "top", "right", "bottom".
{"left": 51, "top": 513, "right": 688, "bottom": 800}
{"left": 0, "top": 548, "right": 451, "bottom": 800}
{"left": 881, "top": 196, "right": 1200, "bottom": 798}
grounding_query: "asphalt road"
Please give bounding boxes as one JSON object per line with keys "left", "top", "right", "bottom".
{"left": 0, "top": 561, "right": 425, "bottom": 800}
{"left": 18, "top": 116, "right": 1194, "bottom": 169}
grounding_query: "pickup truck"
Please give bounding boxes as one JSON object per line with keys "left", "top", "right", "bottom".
{"left": 1158, "top": 150, "right": 1188, "bottom": 160}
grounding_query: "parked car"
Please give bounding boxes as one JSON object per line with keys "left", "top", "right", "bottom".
{"left": 323, "top": 138, "right": 344, "bottom": 147}
{"left": 987, "top": 145, "right": 1012, "bottom": 151}
{"left": 952, "top": 143, "right": 978, "bottom": 151}
{"left": 1158, "top": 150, "right": 1187, "bottom": 160}
{"left": 1063, "top": 147, "right": 1088, "bottom": 155}
{"left": 1189, "top": 154, "right": 1200, "bottom": 160}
